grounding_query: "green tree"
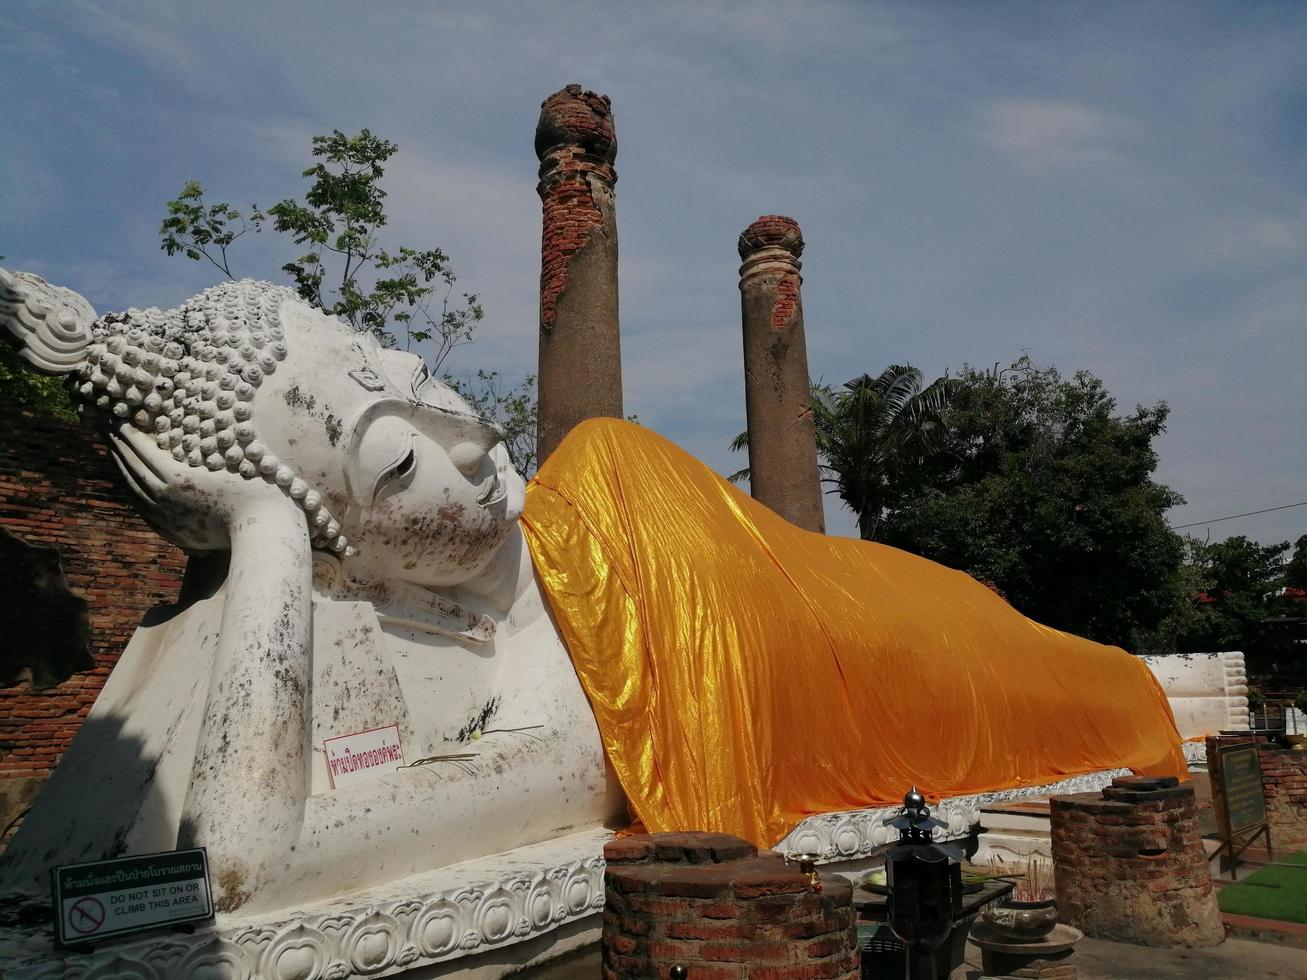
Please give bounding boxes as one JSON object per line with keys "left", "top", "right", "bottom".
{"left": 1172, "top": 534, "right": 1295, "bottom": 672}
{"left": 158, "top": 182, "right": 264, "bottom": 280}
{"left": 448, "top": 371, "right": 539, "bottom": 477}
{"left": 881, "top": 357, "right": 1184, "bottom": 649}
{"left": 1286, "top": 534, "right": 1307, "bottom": 591}
{"left": 161, "top": 129, "right": 539, "bottom": 464}
{"left": 161, "top": 129, "right": 483, "bottom": 368}
{"left": 1133, "top": 535, "right": 1216, "bottom": 656}
{"left": 0, "top": 253, "right": 76, "bottom": 418}
{"left": 0, "top": 342, "right": 75, "bottom": 420}
{"left": 730, "top": 365, "right": 955, "bottom": 539}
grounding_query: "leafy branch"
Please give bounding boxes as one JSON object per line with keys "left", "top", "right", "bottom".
{"left": 447, "top": 370, "right": 538, "bottom": 477}
{"left": 160, "top": 180, "right": 264, "bottom": 280}
{"left": 159, "top": 129, "right": 483, "bottom": 370}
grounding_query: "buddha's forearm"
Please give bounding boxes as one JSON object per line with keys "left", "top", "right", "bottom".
{"left": 179, "top": 496, "right": 312, "bottom": 912}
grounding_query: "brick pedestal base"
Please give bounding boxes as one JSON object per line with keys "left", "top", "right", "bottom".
{"left": 1049, "top": 776, "right": 1222, "bottom": 947}
{"left": 602, "top": 831, "right": 858, "bottom": 979}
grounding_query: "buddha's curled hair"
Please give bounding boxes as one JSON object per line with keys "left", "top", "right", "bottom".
{"left": 0, "top": 268, "right": 97, "bottom": 373}
{"left": 0, "top": 269, "right": 349, "bottom": 554}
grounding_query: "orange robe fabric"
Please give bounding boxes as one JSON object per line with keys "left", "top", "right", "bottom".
{"left": 522, "top": 419, "right": 1186, "bottom": 847}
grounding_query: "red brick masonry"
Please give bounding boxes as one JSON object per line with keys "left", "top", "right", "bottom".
{"left": 1258, "top": 744, "right": 1307, "bottom": 848}
{"left": 737, "top": 216, "right": 803, "bottom": 331}
{"left": 602, "top": 832, "right": 858, "bottom": 979}
{"left": 535, "top": 84, "right": 617, "bottom": 333}
{"left": 0, "top": 397, "right": 184, "bottom": 783}
{"left": 1049, "top": 775, "right": 1223, "bottom": 947}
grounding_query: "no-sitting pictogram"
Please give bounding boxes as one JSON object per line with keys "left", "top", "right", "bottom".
{"left": 68, "top": 896, "right": 105, "bottom": 935}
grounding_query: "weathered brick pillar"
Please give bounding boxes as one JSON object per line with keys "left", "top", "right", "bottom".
{"left": 535, "top": 83, "right": 623, "bottom": 463}
{"left": 738, "top": 216, "right": 824, "bottom": 533}
{"left": 1050, "top": 776, "right": 1223, "bottom": 947}
{"left": 602, "top": 831, "right": 857, "bottom": 979}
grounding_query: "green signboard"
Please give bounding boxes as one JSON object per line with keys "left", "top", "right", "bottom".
{"left": 1218, "top": 743, "right": 1267, "bottom": 835}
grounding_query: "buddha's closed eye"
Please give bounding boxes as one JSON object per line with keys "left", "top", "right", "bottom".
{"left": 367, "top": 432, "right": 417, "bottom": 506}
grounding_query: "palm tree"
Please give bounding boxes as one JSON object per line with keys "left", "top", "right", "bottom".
{"left": 730, "top": 365, "right": 955, "bottom": 540}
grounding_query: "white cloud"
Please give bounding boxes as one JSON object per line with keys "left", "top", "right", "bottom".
{"left": 1178, "top": 211, "right": 1305, "bottom": 270}
{"left": 979, "top": 99, "right": 1136, "bottom": 177}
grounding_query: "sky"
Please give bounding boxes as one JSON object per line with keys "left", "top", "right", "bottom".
{"left": 3, "top": 1, "right": 1305, "bottom": 544}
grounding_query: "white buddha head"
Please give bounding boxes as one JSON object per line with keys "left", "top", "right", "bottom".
{"left": 0, "top": 270, "right": 525, "bottom": 589}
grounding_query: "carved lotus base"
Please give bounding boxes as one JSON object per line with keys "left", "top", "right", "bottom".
{"left": 0, "top": 829, "right": 611, "bottom": 980}
{"left": 0, "top": 770, "right": 1126, "bottom": 979}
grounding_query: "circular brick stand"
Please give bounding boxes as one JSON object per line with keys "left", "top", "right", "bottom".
{"left": 602, "top": 831, "right": 858, "bottom": 979}
{"left": 1049, "top": 775, "right": 1223, "bottom": 947}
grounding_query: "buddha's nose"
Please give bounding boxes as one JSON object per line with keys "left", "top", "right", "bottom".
{"left": 449, "top": 418, "right": 504, "bottom": 477}
{"left": 449, "top": 441, "right": 488, "bottom": 477}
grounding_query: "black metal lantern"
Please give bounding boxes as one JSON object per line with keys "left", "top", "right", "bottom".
{"left": 883, "top": 787, "right": 963, "bottom": 952}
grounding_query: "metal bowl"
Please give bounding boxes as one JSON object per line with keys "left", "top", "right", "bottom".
{"left": 981, "top": 900, "right": 1058, "bottom": 941}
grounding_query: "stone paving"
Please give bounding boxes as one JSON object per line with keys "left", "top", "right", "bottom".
{"left": 963, "top": 934, "right": 1307, "bottom": 979}
{"left": 518, "top": 934, "right": 1307, "bottom": 978}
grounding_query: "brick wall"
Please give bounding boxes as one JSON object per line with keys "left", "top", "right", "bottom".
{"left": 1049, "top": 776, "right": 1222, "bottom": 947}
{"left": 1206, "top": 734, "right": 1307, "bottom": 849}
{"left": 602, "top": 831, "right": 858, "bottom": 979}
{"left": 0, "top": 396, "right": 185, "bottom": 791}
{"left": 1259, "top": 744, "right": 1307, "bottom": 848}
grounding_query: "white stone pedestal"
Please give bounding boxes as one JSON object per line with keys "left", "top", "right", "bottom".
{"left": 0, "top": 829, "right": 612, "bottom": 980}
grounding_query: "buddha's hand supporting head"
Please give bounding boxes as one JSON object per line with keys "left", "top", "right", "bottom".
{"left": 0, "top": 268, "right": 525, "bottom": 588}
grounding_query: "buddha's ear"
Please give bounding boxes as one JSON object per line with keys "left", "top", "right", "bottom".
{"left": 0, "top": 267, "right": 96, "bottom": 375}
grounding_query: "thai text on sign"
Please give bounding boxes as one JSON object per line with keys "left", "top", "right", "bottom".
{"left": 324, "top": 723, "right": 405, "bottom": 788}
{"left": 52, "top": 847, "right": 212, "bottom": 945}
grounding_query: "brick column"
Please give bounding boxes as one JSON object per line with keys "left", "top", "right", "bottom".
{"left": 602, "top": 831, "right": 857, "bottom": 979}
{"left": 738, "top": 216, "right": 824, "bottom": 533}
{"left": 535, "top": 83, "right": 623, "bottom": 463}
{"left": 1049, "top": 776, "right": 1222, "bottom": 947}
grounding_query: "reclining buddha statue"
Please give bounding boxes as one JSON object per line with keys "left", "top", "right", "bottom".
{"left": 0, "top": 268, "right": 1185, "bottom": 919}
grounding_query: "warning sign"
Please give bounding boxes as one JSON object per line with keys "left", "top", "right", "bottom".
{"left": 51, "top": 847, "right": 212, "bottom": 945}
{"left": 324, "top": 723, "right": 405, "bottom": 788}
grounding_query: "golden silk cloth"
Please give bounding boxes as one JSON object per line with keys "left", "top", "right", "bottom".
{"left": 522, "top": 419, "right": 1186, "bottom": 847}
